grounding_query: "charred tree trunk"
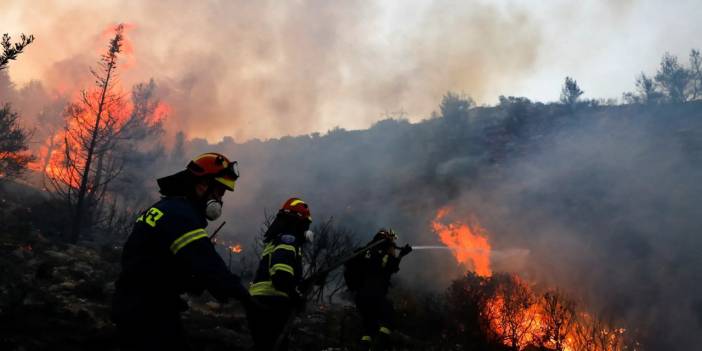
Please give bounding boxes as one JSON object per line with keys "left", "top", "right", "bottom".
{"left": 68, "top": 28, "right": 122, "bottom": 243}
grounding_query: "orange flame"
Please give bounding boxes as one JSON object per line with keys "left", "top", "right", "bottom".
{"left": 29, "top": 24, "right": 170, "bottom": 187}
{"left": 479, "top": 276, "right": 630, "bottom": 351}
{"left": 152, "top": 102, "right": 171, "bottom": 124}
{"left": 229, "top": 244, "right": 243, "bottom": 254}
{"left": 431, "top": 207, "right": 492, "bottom": 277}
{"left": 484, "top": 276, "right": 545, "bottom": 349}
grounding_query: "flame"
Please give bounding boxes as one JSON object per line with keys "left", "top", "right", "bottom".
{"left": 433, "top": 209, "right": 632, "bottom": 350}
{"left": 152, "top": 102, "right": 171, "bottom": 123}
{"left": 29, "top": 24, "right": 170, "bottom": 188}
{"left": 484, "top": 276, "right": 545, "bottom": 349}
{"left": 229, "top": 244, "right": 243, "bottom": 254}
{"left": 431, "top": 206, "right": 492, "bottom": 277}
{"left": 479, "top": 276, "right": 630, "bottom": 351}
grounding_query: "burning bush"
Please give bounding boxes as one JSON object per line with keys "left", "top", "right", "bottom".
{"left": 441, "top": 272, "right": 636, "bottom": 351}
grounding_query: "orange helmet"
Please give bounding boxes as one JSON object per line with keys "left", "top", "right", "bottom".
{"left": 280, "top": 197, "right": 312, "bottom": 222}
{"left": 187, "top": 152, "right": 239, "bottom": 191}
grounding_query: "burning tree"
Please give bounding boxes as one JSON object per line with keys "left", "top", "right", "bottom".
{"left": 539, "top": 290, "right": 577, "bottom": 351}
{"left": 571, "top": 313, "right": 627, "bottom": 351}
{"left": 45, "top": 24, "right": 164, "bottom": 242}
{"left": 434, "top": 210, "right": 635, "bottom": 351}
{"left": 99, "top": 79, "right": 166, "bottom": 240}
{"left": 485, "top": 274, "right": 539, "bottom": 350}
{"left": 49, "top": 25, "right": 126, "bottom": 242}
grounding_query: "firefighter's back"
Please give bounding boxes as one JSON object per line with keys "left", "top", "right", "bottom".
{"left": 113, "top": 197, "right": 206, "bottom": 319}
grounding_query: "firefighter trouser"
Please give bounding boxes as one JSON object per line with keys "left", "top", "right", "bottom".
{"left": 246, "top": 295, "right": 294, "bottom": 351}
{"left": 355, "top": 296, "right": 394, "bottom": 350}
{"left": 114, "top": 311, "right": 190, "bottom": 351}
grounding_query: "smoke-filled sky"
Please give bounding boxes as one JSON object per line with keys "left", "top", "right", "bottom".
{"left": 1, "top": 0, "right": 701, "bottom": 141}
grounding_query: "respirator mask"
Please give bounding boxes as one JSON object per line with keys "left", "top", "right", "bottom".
{"left": 205, "top": 199, "right": 223, "bottom": 221}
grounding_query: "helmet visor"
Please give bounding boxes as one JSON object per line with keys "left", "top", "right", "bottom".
{"left": 215, "top": 161, "right": 239, "bottom": 191}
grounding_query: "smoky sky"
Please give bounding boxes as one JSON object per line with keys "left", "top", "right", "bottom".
{"left": 2, "top": 0, "right": 700, "bottom": 142}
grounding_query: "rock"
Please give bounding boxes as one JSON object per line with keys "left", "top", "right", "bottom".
{"left": 44, "top": 250, "right": 71, "bottom": 261}
{"left": 102, "top": 282, "right": 115, "bottom": 297}
{"left": 71, "top": 262, "right": 95, "bottom": 279}
{"left": 205, "top": 301, "right": 221, "bottom": 310}
{"left": 11, "top": 247, "right": 26, "bottom": 259}
{"left": 59, "top": 280, "right": 78, "bottom": 290}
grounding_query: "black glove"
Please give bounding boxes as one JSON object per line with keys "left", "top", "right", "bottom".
{"left": 290, "top": 287, "right": 307, "bottom": 313}
{"left": 399, "top": 244, "right": 413, "bottom": 257}
{"left": 312, "top": 271, "right": 328, "bottom": 286}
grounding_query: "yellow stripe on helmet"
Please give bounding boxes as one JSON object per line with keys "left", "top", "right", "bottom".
{"left": 289, "top": 199, "right": 305, "bottom": 207}
{"left": 214, "top": 176, "right": 236, "bottom": 191}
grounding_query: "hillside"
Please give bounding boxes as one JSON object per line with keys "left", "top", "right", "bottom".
{"left": 2, "top": 100, "right": 702, "bottom": 350}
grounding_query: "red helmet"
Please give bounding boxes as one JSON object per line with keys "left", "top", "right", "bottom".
{"left": 187, "top": 152, "right": 239, "bottom": 191}
{"left": 280, "top": 197, "right": 312, "bottom": 222}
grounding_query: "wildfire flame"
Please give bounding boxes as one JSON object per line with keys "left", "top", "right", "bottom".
{"left": 229, "top": 244, "right": 243, "bottom": 254}
{"left": 484, "top": 276, "right": 546, "bottom": 349}
{"left": 432, "top": 208, "right": 632, "bottom": 350}
{"left": 27, "top": 23, "right": 170, "bottom": 185}
{"left": 431, "top": 206, "right": 492, "bottom": 277}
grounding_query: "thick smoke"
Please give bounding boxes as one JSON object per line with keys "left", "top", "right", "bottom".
{"left": 171, "top": 102, "right": 702, "bottom": 350}
{"left": 464, "top": 106, "right": 702, "bottom": 349}
{"left": 1, "top": 0, "right": 545, "bottom": 140}
{"left": 2, "top": 2, "right": 701, "bottom": 349}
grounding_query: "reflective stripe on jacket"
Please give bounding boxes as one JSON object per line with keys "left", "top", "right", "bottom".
{"left": 249, "top": 240, "right": 302, "bottom": 298}
{"left": 113, "top": 197, "right": 248, "bottom": 320}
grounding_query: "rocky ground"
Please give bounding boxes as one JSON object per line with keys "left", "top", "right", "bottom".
{"left": 0, "top": 232, "right": 401, "bottom": 351}
{"left": 0, "top": 182, "right": 425, "bottom": 350}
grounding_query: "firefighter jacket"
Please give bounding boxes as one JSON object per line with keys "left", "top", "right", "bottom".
{"left": 112, "top": 196, "right": 249, "bottom": 319}
{"left": 249, "top": 234, "right": 303, "bottom": 299}
{"left": 356, "top": 246, "right": 401, "bottom": 299}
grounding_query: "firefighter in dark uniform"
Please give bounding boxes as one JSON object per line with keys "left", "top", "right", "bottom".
{"left": 247, "top": 198, "right": 313, "bottom": 351}
{"left": 349, "top": 229, "right": 412, "bottom": 351}
{"left": 112, "top": 153, "right": 251, "bottom": 351}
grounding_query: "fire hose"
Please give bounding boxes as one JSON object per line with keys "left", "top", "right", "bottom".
{"left": 272, "top": 238, "right": 399, "bottom": 351}
{"left": 208, "top": 221, "right": 227, "bottom": 243}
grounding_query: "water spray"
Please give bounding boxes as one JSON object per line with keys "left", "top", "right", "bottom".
{"left": 396, "top": 244, "right": 490, "bottom": 252}
{"left": 396, "top": 244, "right": 530, "bottom": 259}
{"left": 411, "top": 245, "right": 458, "bottom": 250}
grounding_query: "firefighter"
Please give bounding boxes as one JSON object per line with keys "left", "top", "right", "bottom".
{"left": 345, "top": 229, "right": 412, "bottom": 351}
{"left": 247, "top": 197, "right": 313, "bottom": 351}
{"left": 111, "top": 152, "right": 251, "bottom": 351}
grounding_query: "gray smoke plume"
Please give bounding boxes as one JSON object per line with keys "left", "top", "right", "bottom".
{"left": 2, "top": 0, "right": 544, "bottom": 140}
{"left": 175, "top": 102, "right": 702, "bottom": 349}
